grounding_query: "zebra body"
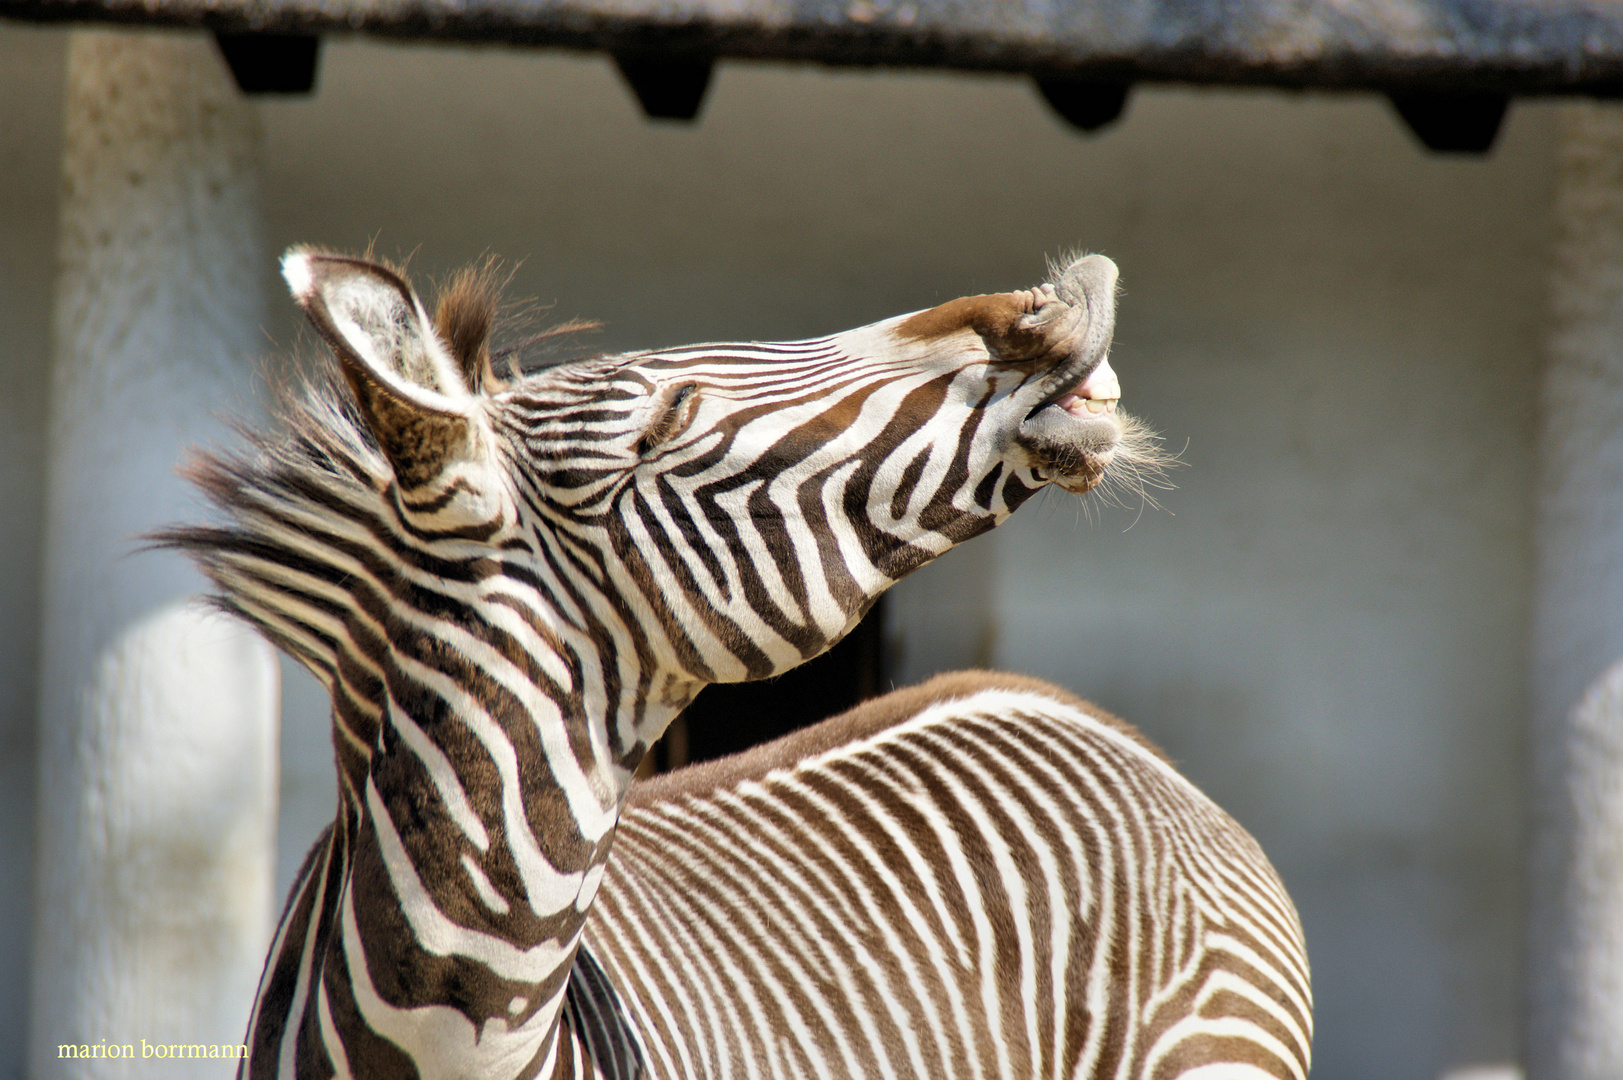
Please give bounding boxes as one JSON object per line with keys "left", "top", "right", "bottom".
{"left": 584, "top": 672, "right": 1309, "bottom": 1080}
{"left": 163, "top": 250, "right": 1311, "bottom": 1080}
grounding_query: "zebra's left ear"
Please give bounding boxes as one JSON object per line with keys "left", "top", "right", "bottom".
{"left": 283, "top": 250, "right": 484, "bottom": 492}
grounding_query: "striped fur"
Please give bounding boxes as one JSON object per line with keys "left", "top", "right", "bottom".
{"left": 587, "top": 673, "right": 1310, "bottom": 1080}
{"left": 161, "top": 250, "right": 1308, "bottom": 1080}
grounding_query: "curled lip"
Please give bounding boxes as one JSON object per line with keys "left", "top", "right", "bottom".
{"left": 1015, "top": 253, "right": 1120, "bottom": 426}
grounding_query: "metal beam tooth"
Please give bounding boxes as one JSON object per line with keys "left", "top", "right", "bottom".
{"left": 1034, "top": 78, "right": 1131, "bottom": 133}
{"left": 1388, "top": 93, "right": 1510, "bottom": 154}
{"left": 213, "top": 32, "right": 320, "bottom": 95}
{"left": 612, "top": 53, "right": 714, "bottom": 122}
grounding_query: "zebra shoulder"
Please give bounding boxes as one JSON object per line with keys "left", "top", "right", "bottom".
{"left": 626, "top": 669, "right": 1173, "bottom": 806}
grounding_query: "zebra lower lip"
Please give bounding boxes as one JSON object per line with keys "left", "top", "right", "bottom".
{"left": 1017, "top": 398, "right": 1121, "bottom": 467}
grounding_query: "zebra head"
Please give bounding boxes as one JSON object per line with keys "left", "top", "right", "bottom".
{"left": 279, "top": 250, "right": 1144, "bottom": 688}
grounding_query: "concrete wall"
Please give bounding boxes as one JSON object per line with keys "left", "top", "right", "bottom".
{"left": 0, "top": 24, "right": 1553, "bottom": 1079}
{"left": 28, "top": 30, "right": 280, "bottom": 1078}
{"left": 986, "top": 94, "right": 1548, "bottom": 1079}
{"left": 0, "top": 24, "right": 66, "bottom": 1080}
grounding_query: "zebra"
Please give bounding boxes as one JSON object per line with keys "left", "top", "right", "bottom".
{"left": 161, "top": 248, "right": 1310, "bottom": 1080}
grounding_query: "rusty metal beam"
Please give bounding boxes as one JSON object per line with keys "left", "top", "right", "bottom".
{"left": 612, "top": 50, "right": 714, "bottom": 119}
{"left": 5, "top": 0, "right": 1623, "bottom": 97}
{"left": 214, "top": 32, "right": 320, "bottom": 93}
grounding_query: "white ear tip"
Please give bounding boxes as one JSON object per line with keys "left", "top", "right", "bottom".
{"left": 281, "top": 251, "right": 314, "bottom": 299}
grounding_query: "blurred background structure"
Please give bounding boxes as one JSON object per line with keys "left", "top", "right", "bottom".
{"left": 5, "top": 2, "right": 1623, "bottom": 1077}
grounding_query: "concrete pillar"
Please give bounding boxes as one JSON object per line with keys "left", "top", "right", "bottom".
{"left": 28, "top": 30, "right": 279, "bottom": 1078}
{"left": 1, "top": 26, "right": 68, "bottom": 1080}
{"left": 1528, "top": 101, "right": 1623, "bottom": 1080}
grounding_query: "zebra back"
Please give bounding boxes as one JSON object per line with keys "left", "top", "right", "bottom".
{"left": 582, "top": 671, "right": 1312, "bottom": 1080}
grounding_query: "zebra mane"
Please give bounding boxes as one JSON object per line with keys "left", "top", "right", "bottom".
{"left": 628, "top": 669, "right": 1176, "bottom": 807}
{"left": 157, "top": 259, "right": 599, "bottom": 684}
{"left": 156, "top": 364, "right": 396, "bottom": 684}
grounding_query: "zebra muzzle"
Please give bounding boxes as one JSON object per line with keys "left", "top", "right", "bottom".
{"left": 1021, "top": 252, "right": 1120, "bottom": 418}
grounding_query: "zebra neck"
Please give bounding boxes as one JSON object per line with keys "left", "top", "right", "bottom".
{"left": 158, "top": 401, "right": 701, "bottom": 1074}
{"left": 353, "top": 616, "right": 688, "bottom": 873}
{"left": 311, "top": 544, "right": 697, "bottom": 797}
{"left": 316, "top": 629, "right": 691, "bottom": 1077}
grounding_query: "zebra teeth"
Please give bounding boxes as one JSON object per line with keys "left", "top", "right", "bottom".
{"left": 1074, "top": 356, "right": 1120, "bottom": 403}
{"left": 1057, "top": 393, "right": 1118, "bottom": 417}
{"left": 1031, "top": 352, "right": 1121, "bottom": 419}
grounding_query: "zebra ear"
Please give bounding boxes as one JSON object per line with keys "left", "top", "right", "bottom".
{"left": 282, "top": 250, "right": 480, "bottom": 491}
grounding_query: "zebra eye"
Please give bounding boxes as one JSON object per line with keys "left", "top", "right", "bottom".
{"left": 637, "top": 383, "right": 699, "bottom": 456}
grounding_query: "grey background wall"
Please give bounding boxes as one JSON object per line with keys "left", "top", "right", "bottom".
{"left": 1, "top": 23, "right": 65, "bottom": 1080}
{"left": 0, "top": 21, "right": 1553, "bottom": 1079}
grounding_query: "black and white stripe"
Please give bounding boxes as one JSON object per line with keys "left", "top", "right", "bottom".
{"left": 160, "top": 249, "right": 1308, "bottom": 1080}
{"left": 588, "top": 674, "right": 1309, "bottom": 1080}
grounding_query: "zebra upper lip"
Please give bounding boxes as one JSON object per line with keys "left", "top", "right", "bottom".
{"left": 1020, "top": 254, "right": 1118, "bottom": 418}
